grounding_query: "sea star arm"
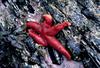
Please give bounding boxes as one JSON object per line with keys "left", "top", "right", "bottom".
{"left": 26, "top": 21, "right": 42, "bottom": 33}
{"left": 46, "top": 21, "right": 71, "bottom": 36}
{"left": 28, "top": 29, "right": 47, "bottom": 46}
{"left": 45, "top": 35, "right": 71, "bottom": 60}
{"left": 42, "top": 14, "right": 53, "bottom": 26}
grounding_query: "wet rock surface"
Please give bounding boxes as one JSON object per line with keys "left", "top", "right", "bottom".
{"left": 0, "top": 0, "right": 100, "bottom": 68}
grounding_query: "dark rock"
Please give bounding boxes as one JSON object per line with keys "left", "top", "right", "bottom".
{"left": 48, "top": 46, "right": 63, "bottom": 65}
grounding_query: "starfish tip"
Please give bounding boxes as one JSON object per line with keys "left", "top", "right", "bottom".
{"left": 67, "top": 22, "right": 71, "bottom": 26}
{"left": 42, "top": 14, "right": 53, "bottom": 25}
{"left": 63, "top": 21, "right": 71, "bottom": 26}
{"left": 43, "top": 14, "right": 52, "bottom": 20}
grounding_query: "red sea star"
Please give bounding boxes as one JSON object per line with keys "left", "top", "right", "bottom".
{"left": 26, "top": 14, "right": 71, "bottom": 60}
